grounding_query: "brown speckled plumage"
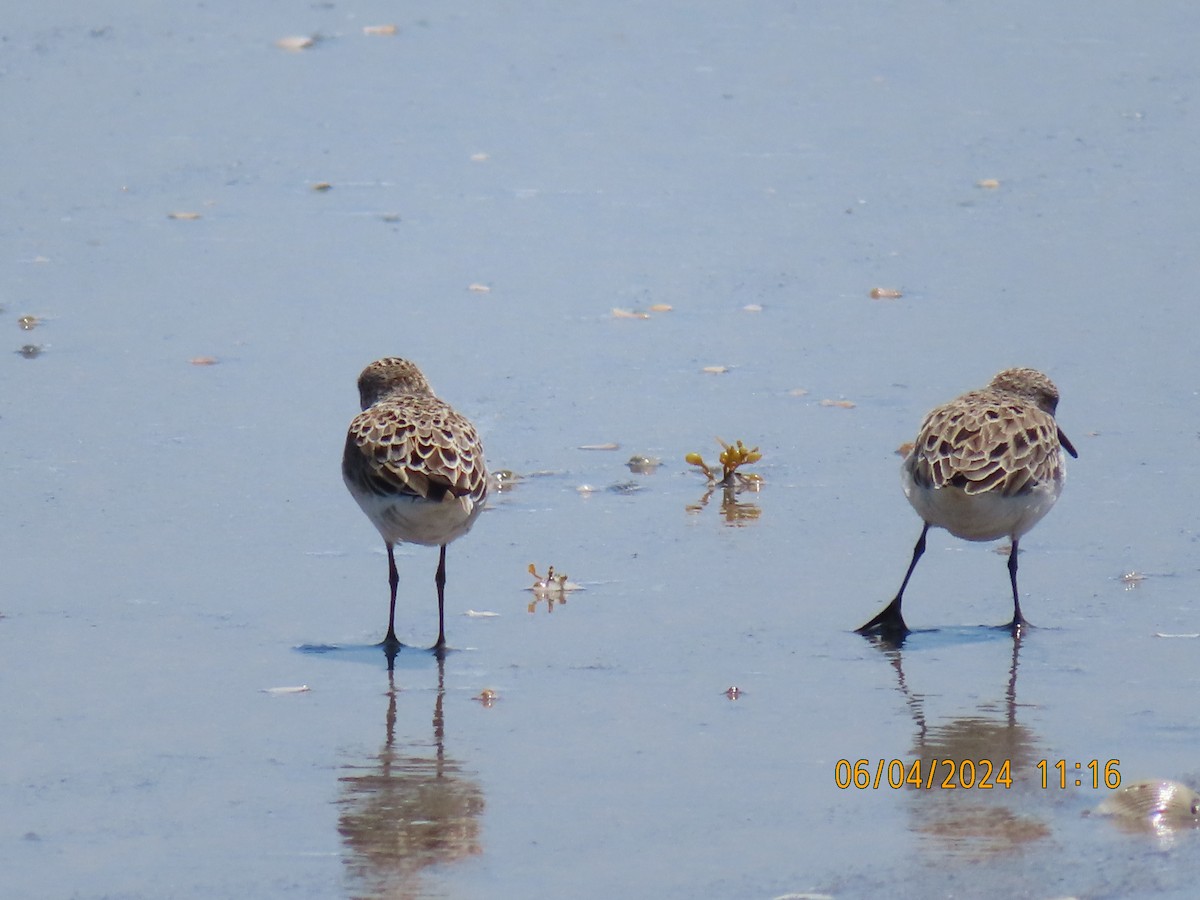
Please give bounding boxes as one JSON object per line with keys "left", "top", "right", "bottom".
{"left": 908, "top": 368, "right": 1067, "bottom": 497}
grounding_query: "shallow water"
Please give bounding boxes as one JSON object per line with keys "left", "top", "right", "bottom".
{"left": 4, "top": 1, "right": 1200, "bottom": 897}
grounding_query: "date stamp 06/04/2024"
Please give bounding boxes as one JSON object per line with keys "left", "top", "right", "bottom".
{"left": 834, "top": 758, "right": 1122, "bottom": 791}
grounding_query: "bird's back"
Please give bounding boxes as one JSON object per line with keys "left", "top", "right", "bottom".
{"left": 343, "top": 393, "right": 488, "bottom": 546}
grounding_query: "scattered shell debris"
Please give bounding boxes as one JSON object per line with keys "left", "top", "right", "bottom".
{"left": 189, "top": 356, "right": 219, "bottom": 366}
{"left": 16, "top": 345, "right": 43, "bottom": 359}
{"left": 976, "top": 178, "right": 1002, "bottom": 189}
{"left": 468, "top": 282, "right": 491, "bottom": 293}
{"left": 870, "top": 287, "right": 903, "bottom": 300}
{"left": 167, "top": 211, "right": 202, "bottom": 220}
{"left": 686, "top": 438, "right": 763, "bottom": 489}
{"left": 702, "top": 365, "right": 730, "bottom": 375}
{"left": 819, "top": 399, "right": 856, "bottom": 409}
{"left": 626, "top": 455, "right": 661, "bottom": 474}
{"left": 579, "top": 442, "right": 619, "bottom": 451}
{"left": 276, "top": 34, "right": 316, "bottom": 51}
{"left": 17, "top": 315, "right": 39, "bottom": 331}
{"left": 311, "top": 182, "right": 333, "bottom": 192}
{"left": 474, "top": 689, "right": 499, "bottom": 707}
{"left": 262, "top": 685, "right": 310, "bottom": 695}
{"left": 362, "top": 24, "right": 397, "bottom": 36}
{"left": 724, "top": 686, "right": 743, "bottom": 700}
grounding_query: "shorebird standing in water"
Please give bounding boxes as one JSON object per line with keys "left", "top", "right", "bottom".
{"left": 857, "top": 367, "right": 1078, "bottom": 638}
{"left": 342, "top": 357, "right": 488, "bottom": 652}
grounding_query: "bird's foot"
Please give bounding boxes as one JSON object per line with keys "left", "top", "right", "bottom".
{"left": 856, "top": 597, "right": 910, "bottom": 638}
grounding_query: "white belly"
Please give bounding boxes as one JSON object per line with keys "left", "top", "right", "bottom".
{"left": 347, "top": 487, "right": 483, "bottom": 547}
{"left": 902, "top": 464, "right": 1064, "bottom": 542}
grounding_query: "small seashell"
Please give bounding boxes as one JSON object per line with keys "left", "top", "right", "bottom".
{"left": 702, "top": 365, "right": 729, "bottom": 374}
{"left": 976, "top": 178, "right": 1001, "bottom": 189}
{"left": 648, "top": 303, "right": 673, "bottom": 313}
{"left": 362, "top": 24, "right": 398, "bottom": 36}
{"left": 17, "top": 315, "right": 39, "bottom": 331}
{"left": 474, "top": 689, "right": 499, "bottom": 706}
{"left": 576, "top": 484, "right": 597, "bottom": 495}
{"left": 578, "top": 442, "right": 619, "bottom": 451}
{"left": 167, "top": 211, "right": 202, "bottom": 220}
{"left": 724, "top": 686, "right": 743, "bottom": 700}
{"left": 468, "top": 282, "right": 491, "bottom": 293}
{"left": 17, "top": 344, "right": 43, "bottom": 359}
{"left": 311, "top": 182, "right": 333, "bottom": 192}
{"left": 492, "top": 469, "right": 522, "bottom": 491}
{"left": 788, "top": 387, "right": 809, "bottom": 397}
{"left": 612, "top": 307, "right": 650, "bottom": 319}
{"left": 819, "top": 399, "right": 856, "bottom": 409}
{"left": 276, "top": 35, "right": 315, "bottom": 51}
{"left": 743, "top": 303, "right": 764, "bottom": 312}
{"left": 189, "top": 356, "right": 219, "bottom": 366}
{"left": 464, "top": 610, "right": 499, "bottom": 618}
{"left": 1096, "top": 780, "right": 1200, "bottom": 832}
{"left": 626, "top": 455, "right": 661, "bottom": 474}
{"left": 470, "top": 152, "right": 490, "bottom": 162}
{"left": 870, "top": 287, "right": 903, "bottom": 300}
{"left": 262, "top": 685, "right": 310, "bottom": 694}
{"left": 1154, "top": 632, "right": 1200, "bottom": 639}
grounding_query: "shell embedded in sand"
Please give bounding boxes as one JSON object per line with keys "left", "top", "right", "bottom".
{"left": 1095, "top": 779, "right": 1200, "bottom": 831}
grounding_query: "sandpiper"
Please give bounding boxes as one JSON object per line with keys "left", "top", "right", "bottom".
{"left": 857, "top": 367, "right": 1077, "bottom": 637}
{"left": 342, "top": 358, "right": 488, "bottom": 651}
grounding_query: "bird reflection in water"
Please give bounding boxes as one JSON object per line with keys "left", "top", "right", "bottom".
{"left": 864, "top": 631, "right": 1050, "bottom": 861}
{"left": 337, "top": 651, "right": 484, "bottom": 898}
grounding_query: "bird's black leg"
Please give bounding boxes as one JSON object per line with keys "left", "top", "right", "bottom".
{"left": 383, "top": 542, "right": 401, "bottom": 649}
{"left": 1003, "top": 538, "right": 1030, "bottom": 634}
{"left": 432, "top": 544, "right": 448, "bottom": 653}
{"left": 857, "top": 523, "right": 928, "bottom": 636}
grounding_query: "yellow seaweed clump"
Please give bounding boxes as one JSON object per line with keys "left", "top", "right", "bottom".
{"left": 686, "top": 438, "right": 763, "bottom": 488}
